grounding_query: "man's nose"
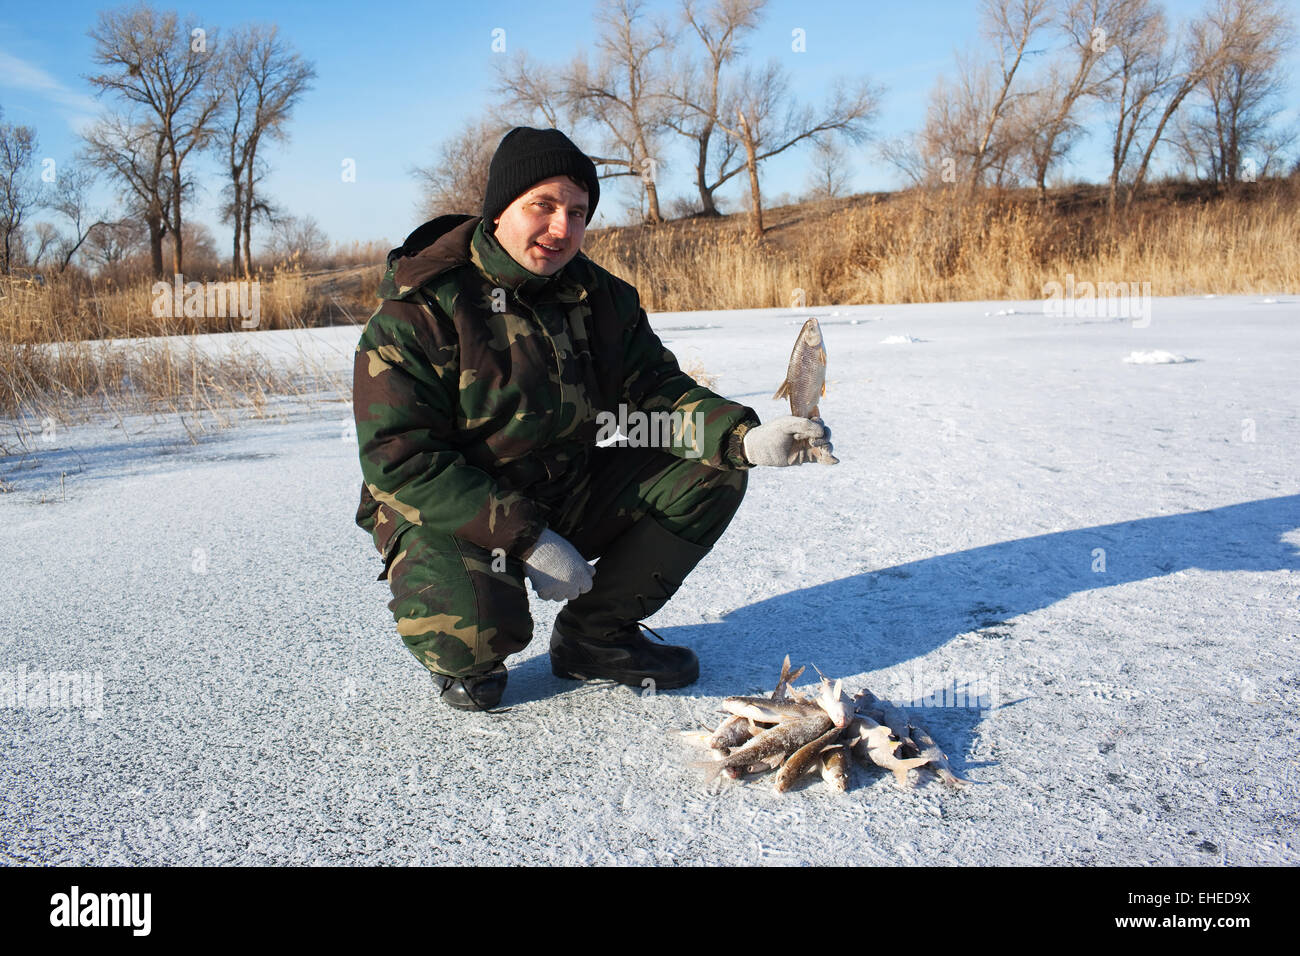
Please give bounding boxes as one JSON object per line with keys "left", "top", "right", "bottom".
{"left": 548, "top": 211, "right": 571, "bottom": 239}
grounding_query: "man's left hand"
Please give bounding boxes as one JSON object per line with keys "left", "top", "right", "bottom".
{"left": 742, "top": 415, "right": 836, "bottom": 466}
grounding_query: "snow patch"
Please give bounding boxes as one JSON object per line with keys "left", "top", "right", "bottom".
{"left": 1123, "top": 350, "right": 1191, "bottom": 364}
{"left": 880, "top": 334, "right": 922, "bottom": 345}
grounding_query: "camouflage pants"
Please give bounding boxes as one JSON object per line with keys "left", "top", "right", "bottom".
{"left": 382, "top": 447, "right": 748, "bottom": 678}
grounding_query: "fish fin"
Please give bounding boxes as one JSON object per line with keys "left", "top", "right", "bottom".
{"left": 677, "top": 730, "right": 714, "bottom": 748}
{"left": 890, "top": 756, "right": 930, "bottom": 786}
{"left": 691, "top": 757, "right": 727, "bottom": 786}
{"left": 920, "top": 750, "right": 973, "bottom": 786}
{"left": 936, "top": 766, "right": 973, "bottom": 787}
{"left": 817, "top": 348, "right": 827, "bottom": 366}
{"left": 773, "top": 655, "right": 797, "bottom": 699}
{"left": 772, "top": 380, "right": 790, "bottom": 400}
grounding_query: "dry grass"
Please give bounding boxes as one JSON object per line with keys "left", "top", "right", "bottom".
{"left": 0, "top": 260, "right": 376, "bottom": 428}
{"left": 585, "top": 178, "right": 1300, "bottom": 310}
{"left": 0, "top": 263, "right": 382, "bottom": 345}
{"left": 0, "top": 334, "right": 312, "bottom": 431}
{"left": 682, "top": 359, "right": 719, "bottom": 390}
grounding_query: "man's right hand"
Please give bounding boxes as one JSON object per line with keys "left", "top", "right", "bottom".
{"left": 522, "top": 528, "right": 595, "bottom": 601}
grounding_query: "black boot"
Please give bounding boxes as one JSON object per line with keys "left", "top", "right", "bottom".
{"left": 430, "top": 663, "right": 507, "bottom": 711}
{"left": 551, "top": 517, "right": 710, "bottom": 689}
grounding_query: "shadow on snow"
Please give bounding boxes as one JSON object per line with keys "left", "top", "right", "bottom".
{"left": 516, "top": 494, "right": 1300, "bottom": 785}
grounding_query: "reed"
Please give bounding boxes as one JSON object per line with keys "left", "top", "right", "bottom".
{"left": 584, "top": 179, "right": 1300, "bottom": 310}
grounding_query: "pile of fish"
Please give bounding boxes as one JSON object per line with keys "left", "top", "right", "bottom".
{"left": 680, "top": 658, "right": 972, "bottom": 794}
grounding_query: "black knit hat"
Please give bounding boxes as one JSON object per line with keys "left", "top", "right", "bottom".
{"left": 482, "top": 127, "right": 600, "bottom": 230}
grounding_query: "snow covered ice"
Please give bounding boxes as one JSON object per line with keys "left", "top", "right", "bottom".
{"left": 1, "top": 295, "right": 1297, "bottom": 865}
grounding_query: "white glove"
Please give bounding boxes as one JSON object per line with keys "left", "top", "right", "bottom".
{"left": 742, "top": 416, "right": 835, "bottom": 466}
{"left": 522, "top": 528, "right": 595, "bottom": 601}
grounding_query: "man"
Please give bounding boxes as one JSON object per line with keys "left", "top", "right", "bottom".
{"left": 353, "top": 127, "right": 831, "bottom": 711}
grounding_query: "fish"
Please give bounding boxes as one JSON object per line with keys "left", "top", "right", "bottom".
{"left": 853, "top": 689, "right": 921, "bottom": 757}
{"left": 909, "top": 722, "right": 973, "bottom": 788}
{"left": 842, "top": 715, "right": 898, "bottom": 753}
{"left": 722, "top": 696, "right": 825, "bottom": 724}
{"left": 775, "top": 723, "right": 843, "bottom": 793}
{"left": 728, "top": 752, "right": 785, "bottom": 779}
{"left": 709, "top": 713, "right": 755, "bottom": 752}
{"left": 813, "top": 672, "right": 852, "bottom": 729}
{"left": 819, "top": 745, "right": 851, "bottom": 792}
{"left": 773, "top": 317, "right": 838, "bottom": 465}
{"left": 695, "top": 713, "right": 834, "bottom": 785}
{"left": 851, "top": 731, "right": 931, "bottom": 788}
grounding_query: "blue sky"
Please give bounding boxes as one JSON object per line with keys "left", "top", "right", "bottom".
{"left": 1, "top": 0, "right": 1297, "bottom": 254}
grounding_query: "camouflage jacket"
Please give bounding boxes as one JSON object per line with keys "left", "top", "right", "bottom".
{"left": 353, "top": 214, "right": 758, "bottom": 564}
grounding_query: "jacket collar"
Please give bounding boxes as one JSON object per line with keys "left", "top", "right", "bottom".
{"left": 470, "top": 221, "right": 587, "bottom": 301}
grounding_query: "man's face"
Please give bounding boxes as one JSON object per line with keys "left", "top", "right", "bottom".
{"left": 492, "top": 175, "right": 588, "bottom": 276}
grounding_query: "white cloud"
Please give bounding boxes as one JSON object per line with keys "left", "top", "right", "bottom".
{"left": 0, "top": 48, "right": 103, "bottom": 131}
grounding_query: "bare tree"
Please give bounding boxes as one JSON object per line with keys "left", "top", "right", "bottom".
{"left": 715, "top": 63, "right": 879, "bottom": 236}
{"left": 567, "top": 0, "right": 677, "bottom": 223}
{"left": 45, "top": 163, "right": 110, "bottom": 273}
{"left": 1099, "top": 0, "right": 1169, "bottom": 211}
{"left": 82, "top": 112, "right": 173, "bottom": 277}
{"left": 81, "top": 216, "right": 147, "bottom": 277}
{"left": 1173, "top": 0, "right": 1295, "bottom": 185}
{"left": 877, "top": 129, "right": 939, "bottom": 187}
{"left": 29, "top": 223, "right": 61, "bottom": 271}
{"left": 493, "top": 52, "right": 579, "bottom": 130}
{"left": 180, "top": 220, "right": 220, "bottom": 276}
{"left": 1113, "top": 4, "right": 1232, "bottom": 209}
{"left": 967, "top": 0, "right": 1054, "bottom": 189}
{"left": 262, "top": 213, "right": 328, "bottom": 268}
{"left": 86, "top": 3, "right": 225, "bottom": 276}
{"left": 1018, "top": 0, "right": 1123, "bottom": 196}
{"left": 412, "top": 119, "right": 510, "bottom": 220}
{"left": 664, "top": 0, "right": 765, "bottom": 216}
{"left": 918, "top": 60, "right": 1016, "bottom": 188}
{"left": 212, "top": 23, "right": 315, "bottom": 277}
{"left": 217, "top": 156, "right": 278, "bottom": 269}
{"left": 804, "top": 137, "right": 852, "bottom": 201}
{"left": 0, "top": 108, "right": 40, "bottom": 274}
{"left": 915, "top": 0, "right": 1052, "bottom": 195}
